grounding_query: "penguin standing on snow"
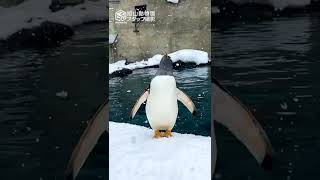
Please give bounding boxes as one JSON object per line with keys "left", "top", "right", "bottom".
{"left": 130, "top": 54, "right": 196, "bottom": 138}
{"left": 64, "top": 58, "right": 273, "bottom": 179}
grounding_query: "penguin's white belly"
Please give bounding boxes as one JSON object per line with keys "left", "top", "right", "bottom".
{"left": 146, "top": 76, "right": 178, "bottom": 130}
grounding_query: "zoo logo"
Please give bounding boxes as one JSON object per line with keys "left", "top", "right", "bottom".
{"left": 115, "top": 10, "right": 127, "bottom": 22}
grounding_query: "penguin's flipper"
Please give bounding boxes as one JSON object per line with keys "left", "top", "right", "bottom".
{"left": 176, "top": 88, "right": 196, "bottom": 115}
{"left": 213, "top": 78, "right": 273, "bottom": 170}
{"left": 65, "top": 101, "right": 108, "bottom": 180}
{"left": 130, "top": 88, "right": 149, "bottom": 119}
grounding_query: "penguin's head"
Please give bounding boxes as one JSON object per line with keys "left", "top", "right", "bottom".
{"left": 156, "top": 53, "right": 173, "bottom": 76}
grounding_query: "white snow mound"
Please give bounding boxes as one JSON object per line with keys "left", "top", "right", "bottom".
{"left": 109, "top": 122, "right": 211, "bottom": 180}
{"left": 166, "top": 0, "right": 179, "bottom": 3}
{"left": 109, "top": 49, "right": 210, "bottom": 74}
{"left": 0, "top": 0, "right": 106, "bottom": 40}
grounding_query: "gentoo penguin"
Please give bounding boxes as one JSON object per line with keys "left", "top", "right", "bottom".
{"left": 63, "top": 66, "right": 273, "bottom": 179}
{"left": 130, "top": 54, "right": 196, "bottom": 138}
{"left": 211, "top": 78, "right": 273, "bottom": 175}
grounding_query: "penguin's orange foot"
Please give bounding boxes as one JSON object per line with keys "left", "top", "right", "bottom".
{"left": 153, "top": 130, "right": 161, "bottom": 138}
{"left": 164, "top": 130, "right": 172, "bottom": 138}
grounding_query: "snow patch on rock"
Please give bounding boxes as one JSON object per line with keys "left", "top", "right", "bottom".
{"left": 166, "top": 0, "right": 179, "bottom": 4}
{"left": 109, "top": 49, "right": 210, "bottom": 74}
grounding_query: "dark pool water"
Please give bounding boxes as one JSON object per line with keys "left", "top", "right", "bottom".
{"left": 109, "top": 66, "right": 211, "bottom": 136}
{"left": 213, "top": 15, "right": 320, "bottom": 179}
{"left": 0, "top": 23, "right": 107, "bottom": 180}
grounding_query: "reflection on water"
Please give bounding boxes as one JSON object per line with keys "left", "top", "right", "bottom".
{"left": 0, "top": 24, "right": 107, "bottom": 179}
{"left": 213, "top": 15, "right": 320, "bottom": 179}
{"left": 109, "top": 67, "right": 211, "bottom": 136}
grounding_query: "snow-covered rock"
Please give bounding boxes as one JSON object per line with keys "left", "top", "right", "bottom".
{"left": 0, "top": 0, "right": 106, "bottom": 40}
{"left": 109, "top": 49, "right": 210, "bottom": 74}
{"left": 166, "top": 0, "right": 179, "bottom": 4}
{"left": 109, "top": 122, "right": 211, "bottom": 180}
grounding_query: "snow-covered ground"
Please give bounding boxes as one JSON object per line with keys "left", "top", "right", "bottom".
{"left": 0, "top": 0, "right": 106, "bottom": 40}
{"left": 230, "top": 0, "right": 311, "bottom": 10}
{"left": 109, "top": 122, "right": 211, "bottom": 180}
{"left": 109, "top": 49, "right": 210, "bottom": 74}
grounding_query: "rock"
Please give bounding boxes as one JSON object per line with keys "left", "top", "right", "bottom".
{"left": 173, "top": 60, "right": 198, "bottom": 70}
{"left": 109, "top": 68, "right": 133, "bottom": 78}
{"left": 6, "top": 21, "right": 74, "bottom": 50}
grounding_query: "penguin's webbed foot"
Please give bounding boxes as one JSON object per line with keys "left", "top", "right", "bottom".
{"left": 153, "top": 130, "right": 161, "bottom": 138}
{"left": 164, "top": 130, "right": 172, "bottom": 138}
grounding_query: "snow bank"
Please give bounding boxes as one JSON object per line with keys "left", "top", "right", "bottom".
{"left": 109, "top": 122, "right": 211, "bottom": 180}
{"left": 166, "top": 0, "right": 179, "bottom": 3}
{"left": 109, "top": 49, "right": 210, "bottom": 74}
{"left": 0, "top": 0, "right": 106, "bottom": 40}
{"left": 230, "top": 0, "right": 311, "bottom": 10}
